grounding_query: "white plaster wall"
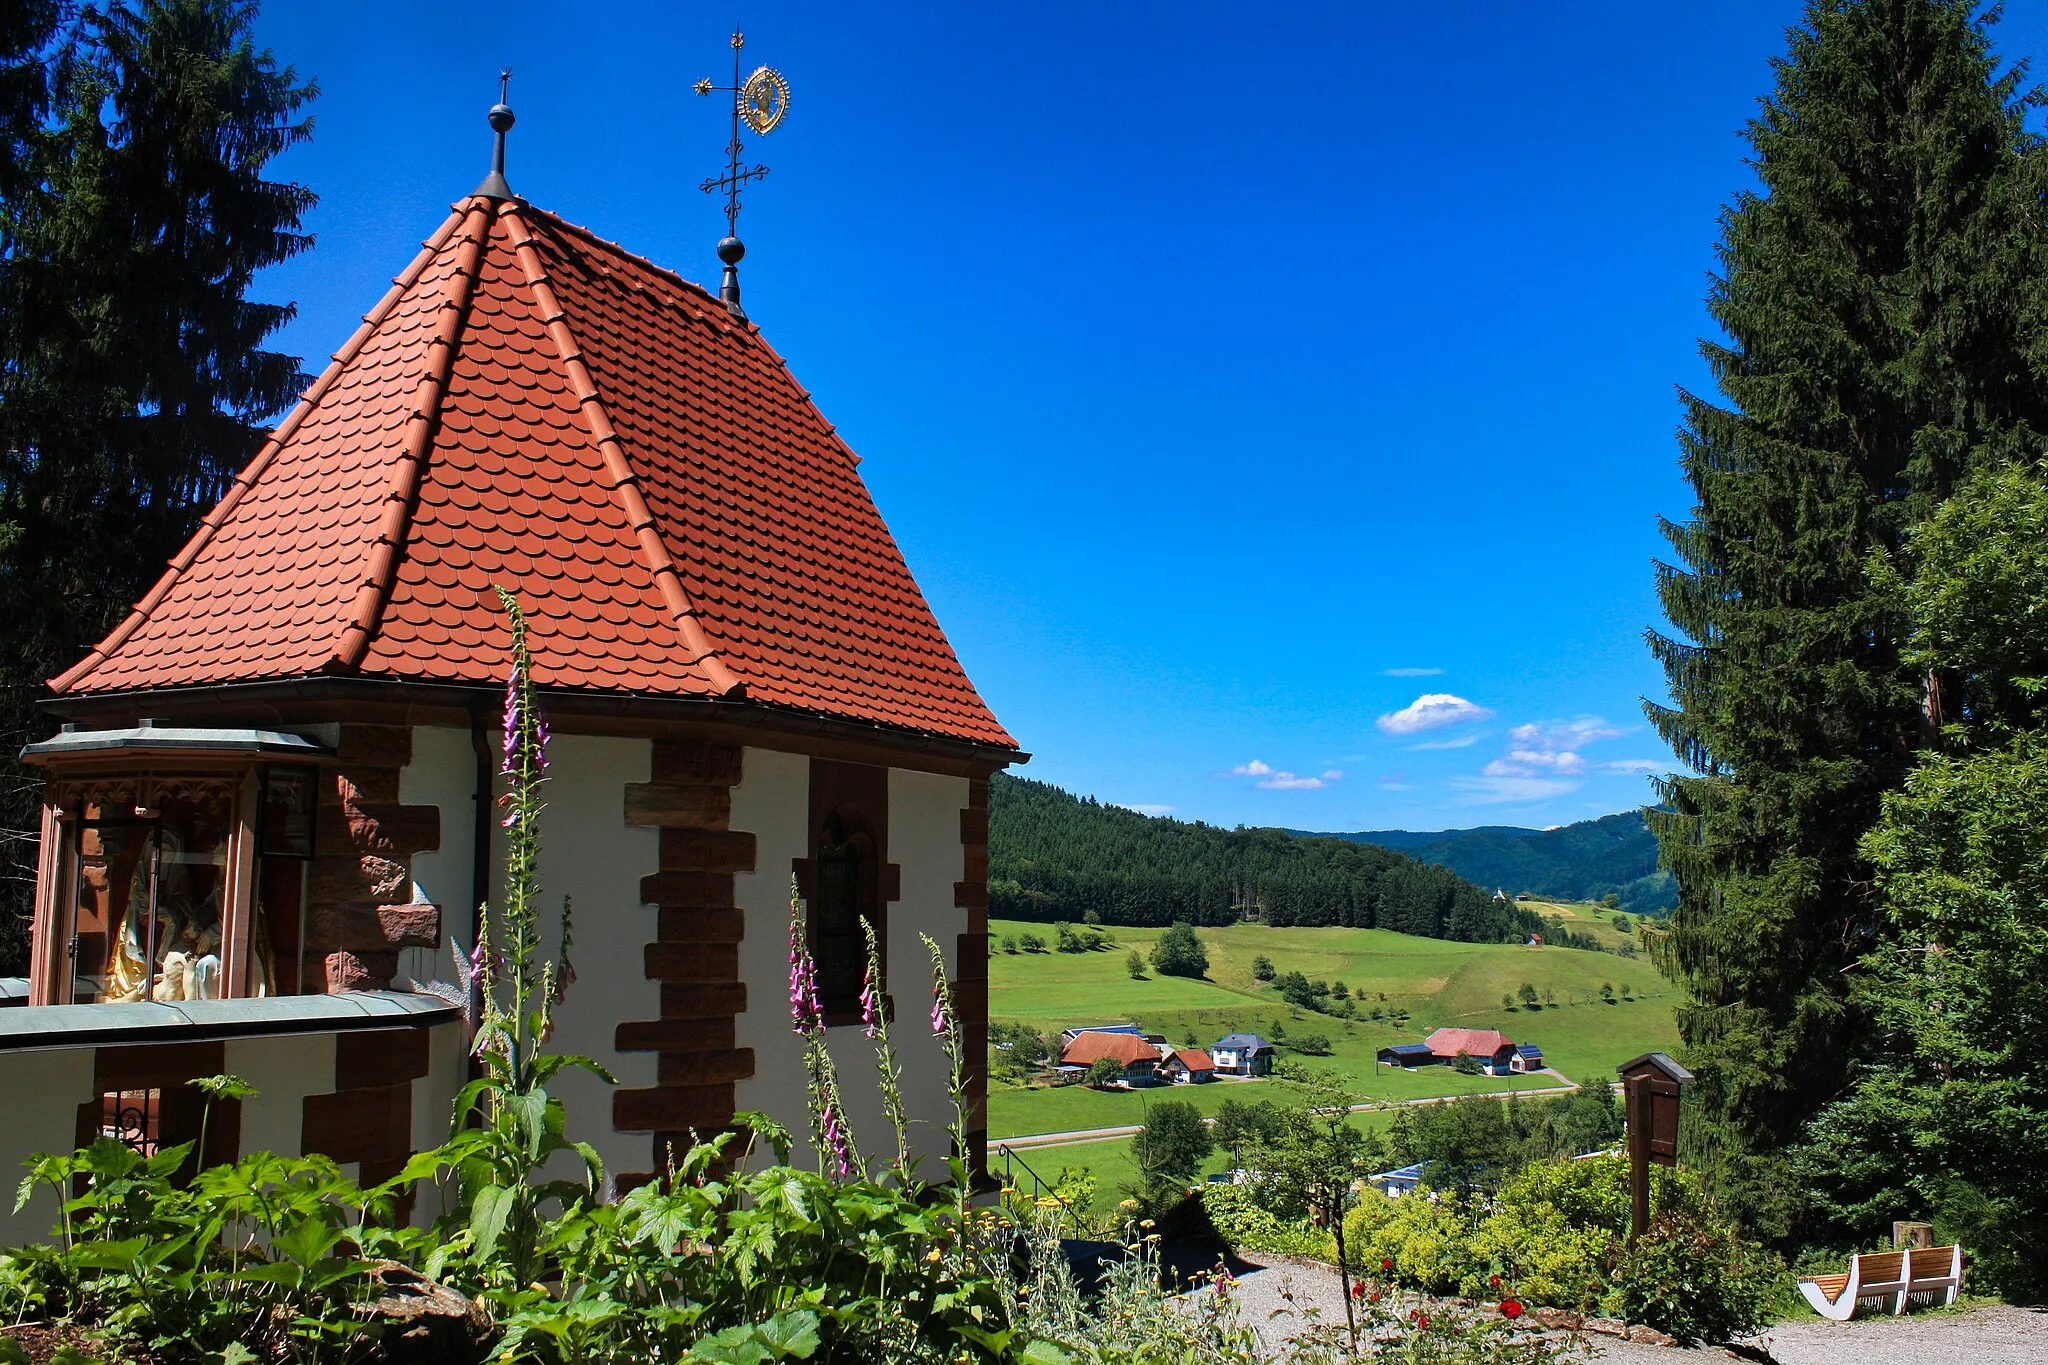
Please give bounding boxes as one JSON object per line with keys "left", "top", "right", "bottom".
{"left": 410, "top": 1020, "right": 470, "bottom": 1224}
{"left": 225, "top": 1032, "right": 334, "bottom": 1159}
{"left": 532, "top": 734, "right": 659, "bottom": 1188}
{"left": 0, "top": 1048, "right": 96, "bottom": 1245}
{"left": 398, "top": 724, "right": 479, "bottom": 986}
{"left": 729, "top": 747, "right": 811, "bottom": 1167}
{"left": 730, "top": 751, "right": 970, "bottom": 1177}
{"left": 872, "top": 768, "right": 969, "bottom": 1172}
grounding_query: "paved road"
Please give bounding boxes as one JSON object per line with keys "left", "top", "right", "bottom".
{"left": 996, "top": 1078, "right": 1582, "bottom": 1152}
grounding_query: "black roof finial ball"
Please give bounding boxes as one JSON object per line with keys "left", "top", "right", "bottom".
{"left": 488, "top": 102, "right": 515, "bottom": 133}
{"left": 717, "top": 235, "right": 746, "bottom": 265}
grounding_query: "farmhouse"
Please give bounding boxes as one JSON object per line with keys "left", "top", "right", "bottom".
{"left": 1376, "top": 1043, "right": 1439, "bottom": 1068}
{"left": 1211, "top": 1032, "right": 1276, "bottom": 1077}
{"left": 1162, "top": 1048, "right": 1216, "bottom": 1084}
{"left": 0, "top": 98, "right": 1020, "bottom": 1240}
{"left": 1058, "top": 1029, "right": 1163, "bottom": 1086}
{"left": 1511, "top": 1043, "right": 1545, "bottom": 1073}
{"left": 1424, "top": 1027, "right": 1519, "bottom": 1075}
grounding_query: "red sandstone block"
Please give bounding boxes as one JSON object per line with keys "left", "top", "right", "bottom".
{"left": 656, "top": 907, "right": 745, "bottom": 943}
{"left": 336, "top": 1026, "right": 432, "bottom": 1090}
{"left": 641, "top": 870, "right": 736, "bottom": 906}
{"left": 303, "top": 1083, "right": 409, "bottom": 1164}
{"left": 960, "top": 808, "right": 988, "bottom": 845}
{"left": 624, "top": 782, "right": 731, "bottom": 829}
{"left": 644, "top": 942, "right": 739, "bottom": 983}
{"left": 616, "top": 1016, "right": 739, "bottom": 1053}
{"left": 655, "top": 1048, "right": 756, "bottom": 1086}
{"left": 613, "top": 1083, "right": 735, "bottom": 1132}
{"left": 336, "top": 724, "right": 414, "bottom": 767}
{"left": 324, "top": 950, "right": 397, "bottom": 993}
{"left": 650, "top": 742, "right": 743, "bottom": 786}
{"left": 375, "top": 903, "right": 441, "bottom": 948}
{"left": 657, "top": 828, "right": 756, "bottom": 874}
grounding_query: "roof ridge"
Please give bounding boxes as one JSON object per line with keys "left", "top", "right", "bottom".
{"left": 499, "top": 202, "right": 747, "bottom": 700}
{"left": 50, "top": 205, "right": 475, "bottom": 694}
{"left": 331, "top": 198, "right": 496, "bottom": 670}
{"left": 517, "top": 201, "right": 864, "bottom": 470}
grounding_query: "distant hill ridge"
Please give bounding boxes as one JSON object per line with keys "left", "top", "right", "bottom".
{"left": 988, "top": 774, "right": 1541, "bottom": 944}
{"left": 1297, "top": 812, "right": 1677, "bottom": 915}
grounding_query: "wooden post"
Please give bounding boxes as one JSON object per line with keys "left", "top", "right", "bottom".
{"left": 1617, "top": 1052, "right": 1693, "bottom": 1242}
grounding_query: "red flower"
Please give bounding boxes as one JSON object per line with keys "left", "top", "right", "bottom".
{"left": 1500, "top": 1299, "right": 1525, "bottom": 1320}
{"left": 1351, "top": 1281, "right": 1365, "bottom": 1299}
{"left": 1489, "top": 1274, "right": 1502, "bottom": 1288}
{"left": 1369, "top": 1291, "right": 1382, "bottom": 1304}
{"left": 1414, "top": 1310, "right": 1430, "bottom": 1329}
{"left": 1382, "top": 1258, "right": 1394, "bottom": 1271}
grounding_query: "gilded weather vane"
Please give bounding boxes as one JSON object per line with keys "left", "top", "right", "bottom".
{"left": 697, "top": 31, "right": 790, "bottom": 318}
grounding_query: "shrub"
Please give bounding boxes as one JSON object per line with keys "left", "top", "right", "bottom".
{"left": 1150, "top": 922, "right": 1209, "bottom": 978}
{"left": 1020, "top": 932, "right": 1047, "bottom": 953}
{"left": 1125, "top": 949, "right": 1147, "bottom": 978}
{"left": 1200, "top": 1184, "right": 1333, "bottom": 1260}
{"left": 1287, "top": 1032, "right": 1332, "bottom": 1056}
{"left": 1342, "top": 1188, "right": 1475, "bottom": 1293}
{"left": 1251, "top": 954, "right": 1275, "bottom": 981}
{"left": 1605, "top": 1208, "right": 1783, "bottom": 1344}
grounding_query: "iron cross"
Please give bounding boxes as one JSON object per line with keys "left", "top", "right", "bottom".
{"left": 696, "top": 32, "right": 790, "bottom": 238}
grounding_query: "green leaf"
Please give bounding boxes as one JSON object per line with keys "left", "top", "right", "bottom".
{"left": 470, "top": 1182, "right": 515, "bottom": 1263}
{"left": 272, "top": 1215, "right": 341, "bottom": 1267}
{"left": 0, "top": 1338, "right": 30, "bottom": 1365}
{"left": 752, "top": 1310, "right": 822, "bottom": 1358}
{"left": 1019, "top": 1340, "right": 1073, "bottom": 1365}
{"left": 214, "top": 1345, "right": 258, "bottom": 1365}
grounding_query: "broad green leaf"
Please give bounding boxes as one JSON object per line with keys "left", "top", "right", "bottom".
{"left": 470, "top": 1182, "right": 515, "bottom": 1262}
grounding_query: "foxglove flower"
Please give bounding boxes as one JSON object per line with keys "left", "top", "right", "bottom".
{"left": 859, "top": 957, "right": 882, "bottom": 1038}
{"left": 821, "top": 1095, "right": 853, "bottom": 1177}
{"left": 788, "top": 916, "right": 821, "bottom": 1033}
{"left": 930, "top": 988, "right": 949, "bottom": 1036}
{"left": 501, "top": 669, "right": 521, "bottom": 775}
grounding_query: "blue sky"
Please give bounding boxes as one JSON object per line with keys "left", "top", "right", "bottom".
{"left": 253, "top": 1, "right": 2048, "bottom": 834}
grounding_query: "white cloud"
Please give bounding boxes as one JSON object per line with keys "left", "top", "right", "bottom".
{"left": 1382, "top": 666, "right": 1444, "bottom": 678}
{"left": 1117, "top": 803, "right": 1176, "bottom": 815}
{"left": 1450, "top": 774, "right": 1580, "bottom": 804}
{"left": 1377, "top": 693, "right": 1494, "bottom": 736}
{"left": 1410, "top": 731, "right": 1485, "bottom": 751}
{"left": 1601, "top": 758, "right": 1664, "bottom": 776}
{"left": 1484, "top": 717, "right": 1627, "bottom": 779}
{"left": 1260, "top": 768, "right": 1343, "bottom": 790}
{"left": 1232, "top": 759, "right": 1273, "bottom": 776}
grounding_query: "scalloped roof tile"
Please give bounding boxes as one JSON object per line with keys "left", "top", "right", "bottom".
{"left": 51, "top": 196, "right": 1015, "bottom": 751}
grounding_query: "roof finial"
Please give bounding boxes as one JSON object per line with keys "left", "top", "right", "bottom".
{"left": 696, "top": 31, "right": 790, "bottom": 318}
{"left": 474, "top": 68, "right": 515, "bottom": 200}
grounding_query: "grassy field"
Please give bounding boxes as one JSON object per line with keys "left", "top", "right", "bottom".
{"left": 993, "top": 1110, "right": 1407, "bottom": 1217}
{"left": 986, "top": 917, "right": 1679, "bottom": 1139}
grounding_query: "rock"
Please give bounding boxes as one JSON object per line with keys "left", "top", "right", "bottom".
{"left": 1534, "top": 1307, "right": 1583, "bottom": 1330}
{"left": 1584, "top": 1317, "right": 1630, "bottom": 1337}
{"left": 1626, "top": 1325, "right": 1681, "bottom": 1346}
{"left": 359, "top": 1260, "right": 492, "bottom": 1365}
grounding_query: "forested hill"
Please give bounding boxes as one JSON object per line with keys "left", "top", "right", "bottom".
{"left": 987, "top": 775, "right": 1542, "bottom": 943}
{"left": 1306, "top": 812, "right": 1676, "bottom": 915}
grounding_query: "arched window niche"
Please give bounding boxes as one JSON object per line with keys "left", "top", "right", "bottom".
{"left": 24, "top": 722, "right": 330, "bottom": 1007}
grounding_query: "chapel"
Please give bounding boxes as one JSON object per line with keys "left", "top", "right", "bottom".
{"left": 2, "top": 95, "right": 1020, "bottom": 1199}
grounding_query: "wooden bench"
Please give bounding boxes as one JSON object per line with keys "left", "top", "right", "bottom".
{"left": 1797, "top": 1245, "right": 1963, "bottom": 1321}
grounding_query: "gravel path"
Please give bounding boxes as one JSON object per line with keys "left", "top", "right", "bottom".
{"left": 1205, "top": 1252, "right": 2048, "bottom": 1364}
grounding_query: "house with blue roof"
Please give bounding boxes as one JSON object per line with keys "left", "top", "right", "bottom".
{"left": 1211, "top": 1033, "right": 1276, "bottom": 1077}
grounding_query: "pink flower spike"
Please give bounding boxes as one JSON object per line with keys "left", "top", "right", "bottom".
{"left": 859, "top": 960, "right": 882, "bottom": 1038}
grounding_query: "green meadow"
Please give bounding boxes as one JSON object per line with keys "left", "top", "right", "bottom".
{"left": 985, "top": 916, "right": 1680, "bottom": 1139}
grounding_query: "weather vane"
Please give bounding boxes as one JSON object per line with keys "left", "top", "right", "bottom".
{"left": 696, "top": 31, "right": 790, "bottom": 318}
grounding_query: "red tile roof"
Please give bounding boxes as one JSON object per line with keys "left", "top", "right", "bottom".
{"left": 51, "top": 196, "right": 1016, "bottom": 751}
{"left": 1424, "top": 1028, "right": 1515, "bottom": 1058}
{"left": 1061, "top": 1031, "right": 1163, "bottom": 1069}
{"left": 1169, "top": 1048, "right": 1215, "bottom": 1071}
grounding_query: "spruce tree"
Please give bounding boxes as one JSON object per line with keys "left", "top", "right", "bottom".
{"left": 1646, "top": 0, "right": 2048, "bottom": 1227}
{"left": 0, "top": 1, "right": 314, "bottom": 971}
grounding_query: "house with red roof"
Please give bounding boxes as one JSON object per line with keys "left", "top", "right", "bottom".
{"left": 1162, "top": 1048, "right": 1216, "bottom": 1084}
{"left": 1423, "top": 1027, "right": 1520, "bottom": 1075}
{"left": 1057, "top": 1030, "right": 1164, "bottom": 1087}
{"left": 2, "top": 97, "right": 1020, "bottom": 1203}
